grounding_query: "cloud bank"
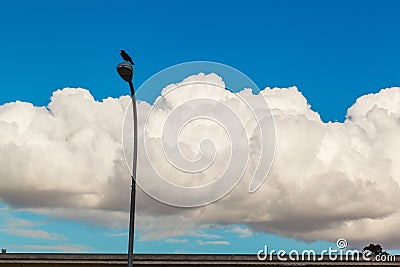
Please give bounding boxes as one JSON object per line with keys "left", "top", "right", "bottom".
{"left": 1, "top": 74, "right": 400, "bottom": 248}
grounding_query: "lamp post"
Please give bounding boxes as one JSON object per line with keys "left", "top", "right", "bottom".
{"left": 116, "top": 62, "right": 137, "bottom": 267}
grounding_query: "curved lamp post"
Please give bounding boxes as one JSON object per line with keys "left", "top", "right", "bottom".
{"left": 116, "top": 62, "right": 137, "bottom": 267}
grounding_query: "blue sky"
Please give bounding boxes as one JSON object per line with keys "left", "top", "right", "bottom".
{"left": 1, "top": 0, "right": 399, "bottom": 121}
{"left": 1, "top": 0, "right": 400, "bottom": 254}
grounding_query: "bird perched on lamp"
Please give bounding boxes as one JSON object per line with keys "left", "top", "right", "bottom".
{"left": 120, "top": 50, "right": 134, "bottom": 65}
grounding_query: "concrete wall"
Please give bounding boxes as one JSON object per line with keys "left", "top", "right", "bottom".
{"left": 0, "top": 254, "right": 399, "bottom": 266}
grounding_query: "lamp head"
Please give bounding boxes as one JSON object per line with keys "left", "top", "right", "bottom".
{"left": 117, "top": 62, "right": 133, "bottom": 83}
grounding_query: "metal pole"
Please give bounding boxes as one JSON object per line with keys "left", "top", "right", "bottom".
{"left": 127, "top": 81, "right": 137, "bottom": 267}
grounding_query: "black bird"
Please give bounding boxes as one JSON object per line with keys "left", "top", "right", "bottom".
{"left": 120, "top": 50, "right": 134, "bottom": 65}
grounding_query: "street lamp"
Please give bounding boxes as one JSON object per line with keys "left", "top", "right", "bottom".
{"left": 116, "top": 61, "right": 137, "bottom": 267}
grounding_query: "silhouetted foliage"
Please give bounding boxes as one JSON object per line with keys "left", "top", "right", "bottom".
{"left": 362, "top": 244, "right": 389, "bottom": 256}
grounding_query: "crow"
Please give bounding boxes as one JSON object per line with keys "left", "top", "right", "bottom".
{"left": 120, "top": 50, "right": 134, "bottom": 65}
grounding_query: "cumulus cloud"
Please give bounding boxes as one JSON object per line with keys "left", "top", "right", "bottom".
{"left": 0, "top": 88, "right": 132, "bottom": 211}
{"left": 1, "top": 75, "right": 400, "bottom": 248}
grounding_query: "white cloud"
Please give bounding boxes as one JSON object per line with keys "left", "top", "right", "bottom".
{"left": 0, "top": 228, "right": 65, "bottom": 240}
{"left": 0, "top": 212, "right": 65, "bottom": 241}
{"left": 136, "top": 215, "right": 196, "bottom": 241}
{"left": 165, "top": 238, "right": 189, "bottom": 244}
{"left": 191, "top": 233, "right": 222, "bottom": 239}
{"left": 1, "top": 75, "right": 400, "bottom": 248}
{"left": 11, "top": 244, "right": 93, "bottom": 252}
{"left": 227, "top": 226, "right": 253, "bottom": 238}
{"left": 107, "top": 232, "right": 127, "bottom": 237}
{"left": 197, "top": 240, "right": 230, "bottom": 246}
{"left": 1, "top": 215, "right": 36, "bottom": 228}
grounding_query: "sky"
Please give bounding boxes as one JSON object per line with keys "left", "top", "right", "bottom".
{"left": 0, "top": 0, "right": 400, "bottom": 254}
